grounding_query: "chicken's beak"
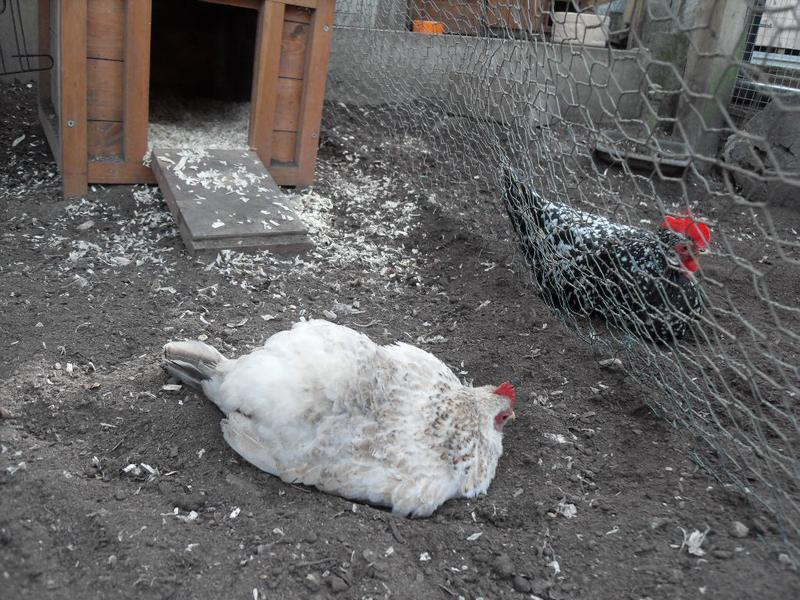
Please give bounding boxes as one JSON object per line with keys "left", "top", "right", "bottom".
{"left": 510, "top": 411, "right": 517, "bottom": 423}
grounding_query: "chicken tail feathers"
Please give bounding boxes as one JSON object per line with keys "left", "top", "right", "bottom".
{"left": 162, "top": 341, "right": 227, "bottom": 391}
{"left": 500, "top": 162, "right": 544, "bottom": 241}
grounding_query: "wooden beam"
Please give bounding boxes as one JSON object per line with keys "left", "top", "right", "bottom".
{"left": 37, "top": 0, "right": 51, "bottom": 105}
{"left": 222, "top": 0, "right": 320, "bottom": 9}
{"left": 87, "top": 0, "right": 125, "bottom": 60}
{"left": 250, "top": 0, "right": 286, "bottom": 162}
{"left": 124, "top": 0, "right": 152, "bottom": 165}
{"left": 624, "top": 0, "right": 646, "bottom": 49}
{"left": 279, "top": 18, "right": 309, "bottom": 78}
{"left": 200, "top": 0, "right": 262, "bottom": 10}
{"left": 292, "top": 0, "right": 334, "bottom": 186}
{"left": 268, "top": 162, "right": 312, "bottom": 187}
{"left": 60, "top": 0, "right": 89, "bottom": 198}
{"left": 622, "top": 0, "right": 638, "bottom": 25}
{"left": 284, "top": 5, "right": 313, "bottom": 24}
{"left": 87, "top": 58, "right": 125, "bottom": 121}
{"left": 88, "top": 121, "right": 124, "bottom": 159}
{"left": 88, "top": 161, "right": 156, "bottom": 184}
{"left": 271, "top": 130, "right": 298, "bottom": 162}
{"left": 38, "top": 103, "right": 61, "bottom": 170}
{"left": 51, "top": 0, "right": 62, "bottom": 125}
{"left": 270, "top": 0, "right": 319, "bottom": 9}
{"left": 274, "top": 77, "right": 304, "bottom": 131}
{"left": 37, "top": 0, "right": 59, "bottom": 171}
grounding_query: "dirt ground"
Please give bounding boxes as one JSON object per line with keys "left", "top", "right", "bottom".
{"left": 1, "top": 81, "right": 799, "bottom": 600}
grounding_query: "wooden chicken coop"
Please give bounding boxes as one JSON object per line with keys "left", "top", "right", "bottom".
{"left": 37, "top": 0, "right": 335, "bottom": 199}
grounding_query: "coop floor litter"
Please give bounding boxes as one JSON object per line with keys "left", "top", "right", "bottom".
{"left": 147, "top": 96, "right": 251, "bottom": 161}
{"left": 1, "top": 82, "right": 799, "bottom": 600}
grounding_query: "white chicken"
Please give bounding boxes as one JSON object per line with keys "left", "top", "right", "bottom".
{"left": 162, "top": 319, "right": 516, "bottom": 517}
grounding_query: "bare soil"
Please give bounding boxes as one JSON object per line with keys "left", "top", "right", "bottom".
{"left": 1, "top": 81, "right": 799, "bottom": 600}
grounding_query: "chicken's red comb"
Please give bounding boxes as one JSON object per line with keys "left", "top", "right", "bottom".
{"left": 662, "top": 214, "right": 711, "bottom": 250}
{"left": 494, "top": 382, "right": 516, "bottom": 409}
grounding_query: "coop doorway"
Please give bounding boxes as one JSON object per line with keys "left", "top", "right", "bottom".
{"left": 148, "top": 0, "right": 258, "bottom": 152}
{"left": 145, "top": 0, "right": 324, "bottom": 255}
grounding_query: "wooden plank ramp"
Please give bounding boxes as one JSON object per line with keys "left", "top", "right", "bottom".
{"left": 151, "top": 148, "right": 310, "bottom": 255}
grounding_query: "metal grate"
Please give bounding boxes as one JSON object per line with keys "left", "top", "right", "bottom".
{"left": 731, "top": 0, "right": 800, "bottom": 122}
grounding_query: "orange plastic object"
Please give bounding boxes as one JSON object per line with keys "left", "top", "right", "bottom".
{"left": 412, "top": 20, "right": 445, "bottom": 35}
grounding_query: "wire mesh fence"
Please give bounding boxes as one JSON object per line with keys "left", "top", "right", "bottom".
{"left": 321, "top": 0, "right": 800, "bottom": 559}
{"left": 732, "top": 0, "right": 800, "bottom": 120}
{"left": 0, "top": 0, "right": 51, "bottom": 78}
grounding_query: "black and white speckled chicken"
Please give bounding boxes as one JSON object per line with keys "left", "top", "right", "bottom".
{"left": 502, "top": 165, "right": 711, "bottom": 341}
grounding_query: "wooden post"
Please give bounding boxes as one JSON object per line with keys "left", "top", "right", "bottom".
{"left": 60, "top": 0, "right": 88, "bottom": 198}
{"left": 251, "top": 0, "right": 286, "bottom": 163}
{"left": 85, "top": 0, "right": 155, "bottom": 185}
{"left": 622, "top": 0, "right": 644, "bottom": 48}
{"left": 124, "top": 0, "right": 152, "bottom": 166}
{"left": 674, "top": 0, "right": 750, "bottom": 170}
{"left": 293, "top": 0, "right": 334, "bottom": 185}
{"left": 37, "top": 0, "right": 51, "bottom": 106}
{"left": 37, "top": 0, "right": 61, "bottom": 170}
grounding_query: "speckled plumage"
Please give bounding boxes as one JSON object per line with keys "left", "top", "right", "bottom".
{"left": 502, "top": 166, "right": 704, "bottom": 340}
{"left": 163, "top": 320, "right": 512, "bottom": 517}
